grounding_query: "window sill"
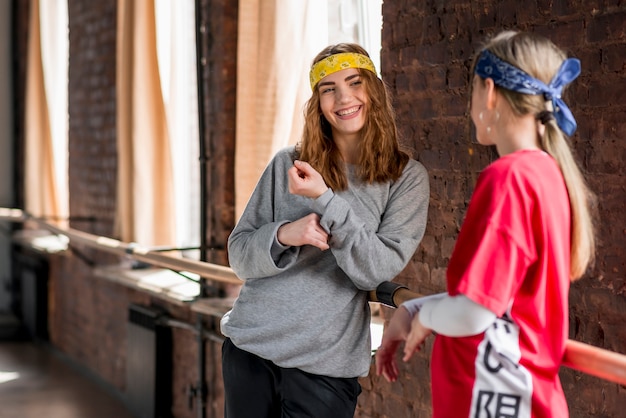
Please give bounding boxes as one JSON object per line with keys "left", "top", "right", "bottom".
{"left": 190, "top": 297, "right": 236, "bottom": 318}
{"left": 12, "top": 229, "right": 69, "bottom": 255}
{"left": 93, "top": 265, "right": 201, "bottom": 305}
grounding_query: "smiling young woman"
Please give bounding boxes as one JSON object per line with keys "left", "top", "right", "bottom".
{"left": 220, "top": 43, "right": 430, "bottom": 418}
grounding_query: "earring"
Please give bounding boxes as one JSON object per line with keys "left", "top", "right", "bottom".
{"left": 487, "top": 126, "right": 491, "bottom": 134}
{"left": 479, "top": 111, "right": 484, "bottom": 121}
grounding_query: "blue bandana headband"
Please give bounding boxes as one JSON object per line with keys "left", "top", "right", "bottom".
{"left": 474, "top": 49, "right": 581, "bottom": 136}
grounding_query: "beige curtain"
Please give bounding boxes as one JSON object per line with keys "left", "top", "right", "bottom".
{"left": 25, "top": 0, "right": 61, "bottom": 223}
{"left": 116, "top": 0, "right": 175, "bottom": 246}
{"left": 235, "top": 0, "right": 329, "bottom": 218}
{"left": 158, "top": 0, "right": 200, "bottom": 249}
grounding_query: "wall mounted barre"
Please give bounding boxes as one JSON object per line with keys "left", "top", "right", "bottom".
{"left": 371, "top": 280, "right": 626, "bottom": 386}
{"left": 1, "top": 207, "right": 625, "bottom": 386}
{"left": 0, "top": 208, "right": 241, "bottom": 285}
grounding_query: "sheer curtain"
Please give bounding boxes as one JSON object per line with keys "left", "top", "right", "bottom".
{"left": 235, "top": 0, "right": 329, "bottom": 218}
{"left": 155, "top": 0, "right": 200, "bottom": 253}
{"left": 116, "top": 0, "right": 175, "bottom": 246}
{"left": 25, "top": 0, "right": 68, "bottom": 226}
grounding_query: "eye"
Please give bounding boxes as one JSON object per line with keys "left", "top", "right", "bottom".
{"left": 350, "top": 79, "right": 362, "bottom": 87}
{"left": 320, "top": 87, "right": 335, "bottom": 94}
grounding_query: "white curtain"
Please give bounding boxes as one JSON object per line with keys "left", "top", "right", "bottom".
{"left": 356, "top": 0, "right": 383, "bottom": 75}
{"left": 25, "top": 0, "right": 68, "bottom": 226}
{"left": 155, "top": 0, "right": 200, "bottom": 250}
{"left": 39, "top": 0, "right": 69, "bottom": 219}
{"left": 235, "top": 0, "right": 329, "bottom": 218}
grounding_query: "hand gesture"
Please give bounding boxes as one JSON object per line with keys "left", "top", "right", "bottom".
{"left": 402, "top": 314, "right": 432, "bottom": 362}
{"left": 375, "top": 306, "right": 412, "bottom": 382}
{"left": 288, "top": 160, "right": 329, "bottom": 199}
{"left": 277, "top": 213, "right": 330, "bottom": 251}
{"left": 375, "top": 307, "right": 432, "bottom": 382}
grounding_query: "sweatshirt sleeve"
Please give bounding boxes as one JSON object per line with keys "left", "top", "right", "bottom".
{"left": 314, "top": 160, "right": 429, "bottom": 290}
{"left": 227, "top": 150, "right": 300, "bottom": 280}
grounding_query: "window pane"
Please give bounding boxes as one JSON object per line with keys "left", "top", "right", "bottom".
{"left": 156, "top": 0, "right": 200, "bottom": 258}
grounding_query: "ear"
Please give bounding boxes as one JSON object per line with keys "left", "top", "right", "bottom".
{"left": 484, "top": 78, "right": 498, "bottom": 110}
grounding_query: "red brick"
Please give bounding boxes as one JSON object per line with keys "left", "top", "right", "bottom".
{"left": 586, "top": 11, "right": 626, "bottom": 43}
{"left": 602, "top": 43, "right": 626, "bottom": 72}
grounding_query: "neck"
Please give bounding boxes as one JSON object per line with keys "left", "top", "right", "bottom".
{"left": 333, "top": 132, "right": 361, "bottom": 164}
{"left": 494, "top": 113, "right": 541, "bottom": 156}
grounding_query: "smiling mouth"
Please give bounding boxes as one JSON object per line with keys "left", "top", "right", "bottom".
{"left": 336, "top": 106, "right": 361, "bottom": 117}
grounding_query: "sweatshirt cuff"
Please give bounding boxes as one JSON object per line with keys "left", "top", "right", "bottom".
{"left": 312, "top": 188, "right": 334, "bottom": 212}
{"left": 270, "top": 221, "right": 291, "bottom": 259}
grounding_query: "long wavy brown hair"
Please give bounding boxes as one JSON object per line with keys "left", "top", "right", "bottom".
{"left": 297, "top": 43, "right": 410, "bottom": 191}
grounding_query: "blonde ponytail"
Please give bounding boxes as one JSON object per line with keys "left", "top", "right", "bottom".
{"left": 482, "top": 31, "right": 597, "bottom": 280}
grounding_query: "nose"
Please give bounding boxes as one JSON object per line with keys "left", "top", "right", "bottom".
{"left": 335, "top": 86, "right": 351, "bottom": 104}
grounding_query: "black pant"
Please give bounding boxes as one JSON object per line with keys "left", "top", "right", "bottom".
{"left": 222, "top": 338, "right": 361, "bottom": 418}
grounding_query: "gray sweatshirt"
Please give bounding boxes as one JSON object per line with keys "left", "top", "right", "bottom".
{"left": 221, "top": 146, "right": 429, "bottom": 378}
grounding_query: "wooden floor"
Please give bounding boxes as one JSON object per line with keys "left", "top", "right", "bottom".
{"left": 0, "top": 340, "right": 136, "bottom": 418}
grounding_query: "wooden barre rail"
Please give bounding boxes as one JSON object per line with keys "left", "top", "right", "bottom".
{"left": 1, "top": 208, "right": 625, "bottom": 386}
{"left": 375, "top": 287, "right": 626, "bottom": 386}
{"left": 0, "top": 208, "right": 241, "bottom": 285}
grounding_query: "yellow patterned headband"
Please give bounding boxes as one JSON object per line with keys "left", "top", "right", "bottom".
{"left": 309, "top": 52, "right": 377, "bottom": 90}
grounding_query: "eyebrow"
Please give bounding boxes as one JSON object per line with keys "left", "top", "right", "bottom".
{"left": 318, "top": 73, "right": 361, "bottom": 89}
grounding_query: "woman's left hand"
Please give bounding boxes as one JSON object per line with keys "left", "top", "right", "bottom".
{"left": 402, "top": 314, "right": 432, "bottom": 362}
{"left": 375, "top": 306, "right": 412, "bottom": 382}
{"left": 288, "top": 160, "right": 329, "bottom": 199}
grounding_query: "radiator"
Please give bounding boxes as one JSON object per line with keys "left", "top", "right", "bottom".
{"left": 126, "top": 304, "right": 172, "bottom": 418}
{"left": 13, "top": 249, "right": 48, "bottom": 340}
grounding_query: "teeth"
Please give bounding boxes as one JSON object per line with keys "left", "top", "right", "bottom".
{"left": 337, "top": 106, "right": 359, "bottom": 116}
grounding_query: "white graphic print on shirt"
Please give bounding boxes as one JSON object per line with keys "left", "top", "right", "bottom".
{"left": 469, "top": 313, "right": 533, "bottom": 418}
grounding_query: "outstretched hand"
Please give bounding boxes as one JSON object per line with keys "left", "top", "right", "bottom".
{"left": 375, "top": 306, "right": 432, "bottom": 382}
{"left": 375, "top": 306, "right": 412, "bottom": 382}
{"left": 403, "top": 313, "right": 432, "bottom": 361}
{"left": 288, "top": 160, "right": 329, "bottom": 199}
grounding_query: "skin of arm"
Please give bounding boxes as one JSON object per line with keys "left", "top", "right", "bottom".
{"left": 376, "top": 294, "right": 496, "bottom": 382}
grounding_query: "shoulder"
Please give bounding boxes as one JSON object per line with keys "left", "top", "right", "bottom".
{"left": 261, "top": 146, "right": 297, "bottom": 173}
{"left": 271, "top": 146, "right": 297, "bottom": 164}
{"left": 479, "top": 150, "right": 557, "bottom": 190}
{"left": 388, "top": 157, "right": 429, "bottom": 196}
{"left": 252, "top": 146, "right": 296, "bottom": 187}
{"left": 402, "top": 158, "right": 429, "bottom": 180}
{"left": 398, "top": 158, "right": 429, "bottom": 191}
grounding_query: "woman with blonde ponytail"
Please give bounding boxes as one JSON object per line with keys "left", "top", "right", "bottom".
{"left": 376, "top": 31, "right": 596, "bottom": 417}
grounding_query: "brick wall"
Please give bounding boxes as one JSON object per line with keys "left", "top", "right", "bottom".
{"left": 12, "top": 0, "right": 625, "bottom": 417}
{"left": 194, "top": 0, "right": 238, "bottom": 267}
{"left": 67, "top": 0, "right": 118, "bottom": 238}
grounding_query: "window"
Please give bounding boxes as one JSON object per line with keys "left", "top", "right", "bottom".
{"left": 40, "top": 0, "right": 69, "bottom": 215}
{"left": 26, "top": 0, "right": 69, "bottom": 224}
{"left": 328, "top": 0, "right": 383, "bottom": 76}
{"left": 155, "top": 0, "right": 200, "bottom": 258}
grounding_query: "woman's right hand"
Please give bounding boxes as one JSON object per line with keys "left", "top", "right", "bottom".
{"left": 288, "top": 160, "right": 329, "bottom": 199}
{"left": 277, "top": 213, "right": 330, "bottom": 251}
